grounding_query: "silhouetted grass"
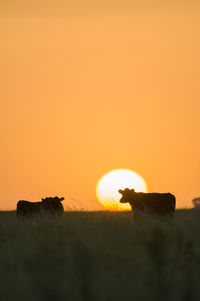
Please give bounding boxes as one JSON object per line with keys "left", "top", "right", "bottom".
{"left": 0, "top": 209, "right": 200, "bottom": 300}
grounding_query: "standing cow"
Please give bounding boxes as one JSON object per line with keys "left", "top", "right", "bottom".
{"left": 17, "top": 196, "right": 64, "bottom": 217}
{"left": 192, "top": 198, "right": 200, "bottom": 209}
{"left": 118, "top": 188, "right": 176, "bottom": 216}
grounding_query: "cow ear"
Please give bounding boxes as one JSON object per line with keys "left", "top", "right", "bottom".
{"left": 60, "top": 197, "right": 64, "bottom": 201}
{"left": 118, "top": 189, "right": 123, "bottom": 194}
{"left": 42, "top": 198, "right": 45, "bottom": 201}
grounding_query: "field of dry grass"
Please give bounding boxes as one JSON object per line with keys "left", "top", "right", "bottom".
{"left": 0, "top": 209, "right": 199, "bottom": 300}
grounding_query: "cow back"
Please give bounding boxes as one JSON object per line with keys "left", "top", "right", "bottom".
{"left": 17, "top": 200, "right": 43, "bottom": 217}
{"left": 135, "top": 192, "right": 176, "bottom": 216}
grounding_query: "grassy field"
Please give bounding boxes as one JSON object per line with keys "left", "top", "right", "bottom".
{"left": 0, "top": 209, "right": 200, "bottom": 301}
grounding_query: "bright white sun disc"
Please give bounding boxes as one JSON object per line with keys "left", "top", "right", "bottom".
{"left": 96, "top": 169, "right": 147, "bottom": 210}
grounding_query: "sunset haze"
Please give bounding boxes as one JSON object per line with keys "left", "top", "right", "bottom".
{"left": 1, "top": 0, "right": 200, "bottom": 210}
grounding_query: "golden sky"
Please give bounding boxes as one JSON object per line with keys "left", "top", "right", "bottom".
{"left": 1, "top": 0, "right": 200, "bottom": 210}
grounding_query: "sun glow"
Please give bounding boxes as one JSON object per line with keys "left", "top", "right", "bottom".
{"left": 96, "top": 169, "right": 148, "bottom": 210}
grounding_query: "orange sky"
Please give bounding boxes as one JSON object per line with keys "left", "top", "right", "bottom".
{"left": 1, "top": 1, "right": 200, "bottom": 210}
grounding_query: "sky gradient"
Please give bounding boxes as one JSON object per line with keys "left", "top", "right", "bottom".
{"left": 1, "top": 0, "right": 200, "bottom": 210}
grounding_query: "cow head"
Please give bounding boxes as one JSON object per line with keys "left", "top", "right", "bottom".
{"left": 41, "top": 196, "right": 64, "bottom": 215}
{"left": 118, "top": 188, "right": 135, "bottom": 203}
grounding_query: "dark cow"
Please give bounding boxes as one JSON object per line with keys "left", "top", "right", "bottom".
{"left": 118, "top": 188, "right": 176, "bottom": 216}
{"left": 192, "top": 198, "right": 200, "bottom": 209}
{"left": 17, "top": 196, "right": 64, "bottom": 217}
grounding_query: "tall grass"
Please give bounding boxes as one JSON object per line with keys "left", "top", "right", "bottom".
{"left": 0, "top": 210, "right": 200, "bottom": 300}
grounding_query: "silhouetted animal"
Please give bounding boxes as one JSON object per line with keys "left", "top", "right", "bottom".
{"left": 17, "top": 196, "right": 64, "bottom": 217}
{"left": 118, "top": 188, "right": 176, "bottom": 216}
{"left": 41, "top": 196, "right": 64, "bottom": 216}
{"left": 192, "top": 198, "right": 200, "bottom": 209}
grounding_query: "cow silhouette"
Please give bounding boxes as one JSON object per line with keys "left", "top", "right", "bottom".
{"left": 192, "top": 198, "right": 200, "bottom": 209}
{"left": 17, "top": 196, "right": 64, "bottom": 217}
{"left": 118, "top": 188, "right": 176, "bottom": 216}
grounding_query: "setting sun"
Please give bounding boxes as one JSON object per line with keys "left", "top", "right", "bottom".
{"left": 96, "top": 169, "right": 147, "bottom": 210}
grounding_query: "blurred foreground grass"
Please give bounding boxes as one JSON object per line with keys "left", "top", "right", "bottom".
{"left": 0, "top": 210, "right": 200, "bottom": 301}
